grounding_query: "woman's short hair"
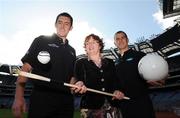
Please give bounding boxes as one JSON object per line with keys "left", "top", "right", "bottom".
{"left": 84, "top": 34, "right": 104, "bottom": 52}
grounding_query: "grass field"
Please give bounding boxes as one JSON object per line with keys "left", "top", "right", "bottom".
{"left": 1, "top": 109, "right": 180, "bottom": 118}
{"left": 0, "top": 109, "right": 80, "bottom": 118}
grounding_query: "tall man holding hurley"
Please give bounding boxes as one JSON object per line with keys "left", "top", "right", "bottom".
{"left": 12, "top": 12, "right": 76, "bottom": 118}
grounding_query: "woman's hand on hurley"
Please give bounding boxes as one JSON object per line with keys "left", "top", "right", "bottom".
{"left": 72, "top": 81, "right": 87, "bottom": 94}
{"left": 112, "top": 90, "right": 125, "bottom": 100}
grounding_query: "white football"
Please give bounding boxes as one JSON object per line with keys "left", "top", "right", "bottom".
{"left": 138, "top": 53, "right": 168, "bottom": 81}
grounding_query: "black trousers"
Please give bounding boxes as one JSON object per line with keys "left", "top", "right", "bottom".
{"left": 28, "top": 90, "right": 74, "bottom": 118}
{"left": 119, "top": 96, "right": 156, "bottom": 118}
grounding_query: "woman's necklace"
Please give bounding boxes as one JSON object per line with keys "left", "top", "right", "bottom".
{"left": 93, "top": 58, "right": 102, "bottom": 68}
{"left": 88, "top": 54, "right": 102, "bottom": 68}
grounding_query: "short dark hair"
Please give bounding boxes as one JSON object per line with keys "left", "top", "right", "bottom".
{"left": 84, "top": 34, "right": 104, "bottom": 52}
{"left": 114, "top": 31, "right": 128, "bottom": 39}
{"left": 55, "top": 12, "right": 73, "bottom": 26}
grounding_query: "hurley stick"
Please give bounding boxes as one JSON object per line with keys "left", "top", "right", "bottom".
{"left": 17, "top": 70, "right": 130, "bottom": 100}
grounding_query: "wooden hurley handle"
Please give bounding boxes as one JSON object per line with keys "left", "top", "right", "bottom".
{"left": 64, "top": 83, "right": 130, "bottom": 100}
{"left": 17, "top": 71, "right": 130, "bottom": 100}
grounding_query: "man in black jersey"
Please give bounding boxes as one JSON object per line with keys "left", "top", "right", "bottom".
{"left": 114, "top": 31, "right": 162, "bottom": 118}
{"left": 12, "top": 12, "right": 76, "bottom": 118}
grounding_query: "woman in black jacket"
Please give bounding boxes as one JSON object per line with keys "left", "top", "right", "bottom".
{"left": 73, "top": 34, "right": 125, "bottom": 118}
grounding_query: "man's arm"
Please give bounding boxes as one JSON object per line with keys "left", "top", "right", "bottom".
{"left": 12, "top": 63, "right": 32, "bottom": 118}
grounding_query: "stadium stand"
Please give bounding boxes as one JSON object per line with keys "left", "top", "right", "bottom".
{"left": 0, "top": 65, "right": 32, "bottom": 108}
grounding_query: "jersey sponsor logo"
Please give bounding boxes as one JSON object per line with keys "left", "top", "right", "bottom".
{"left": 48, "top": 43, "right": 59, "bottom": 48}
{"left": 126, "top": 58, "right": 133, "bottom": 61}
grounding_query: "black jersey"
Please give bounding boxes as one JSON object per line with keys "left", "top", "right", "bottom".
{"left": 115, "top": 49, "right": 148, "bottom": 99}
{"left": 115, "top": 49, "right": 155, "bottom": 118}
{"left": 22, "top": 33, "right": 76, "bottom": 118}
{"left": 22, "top": 33, "right": 76, "bottom": 92}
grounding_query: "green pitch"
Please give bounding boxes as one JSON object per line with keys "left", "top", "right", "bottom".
{"left": 0, "top": 109, "right": 80, "bottom": 118}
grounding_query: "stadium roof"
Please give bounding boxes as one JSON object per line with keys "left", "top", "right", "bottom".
{"left": 150, "top": 23, "right": 180, "bottom": 57}
{"left": 77, "top": 23, "right": 180, "bottom": 60}
{"left": 159, "top": 0, "right": 180, "bottom": 18}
